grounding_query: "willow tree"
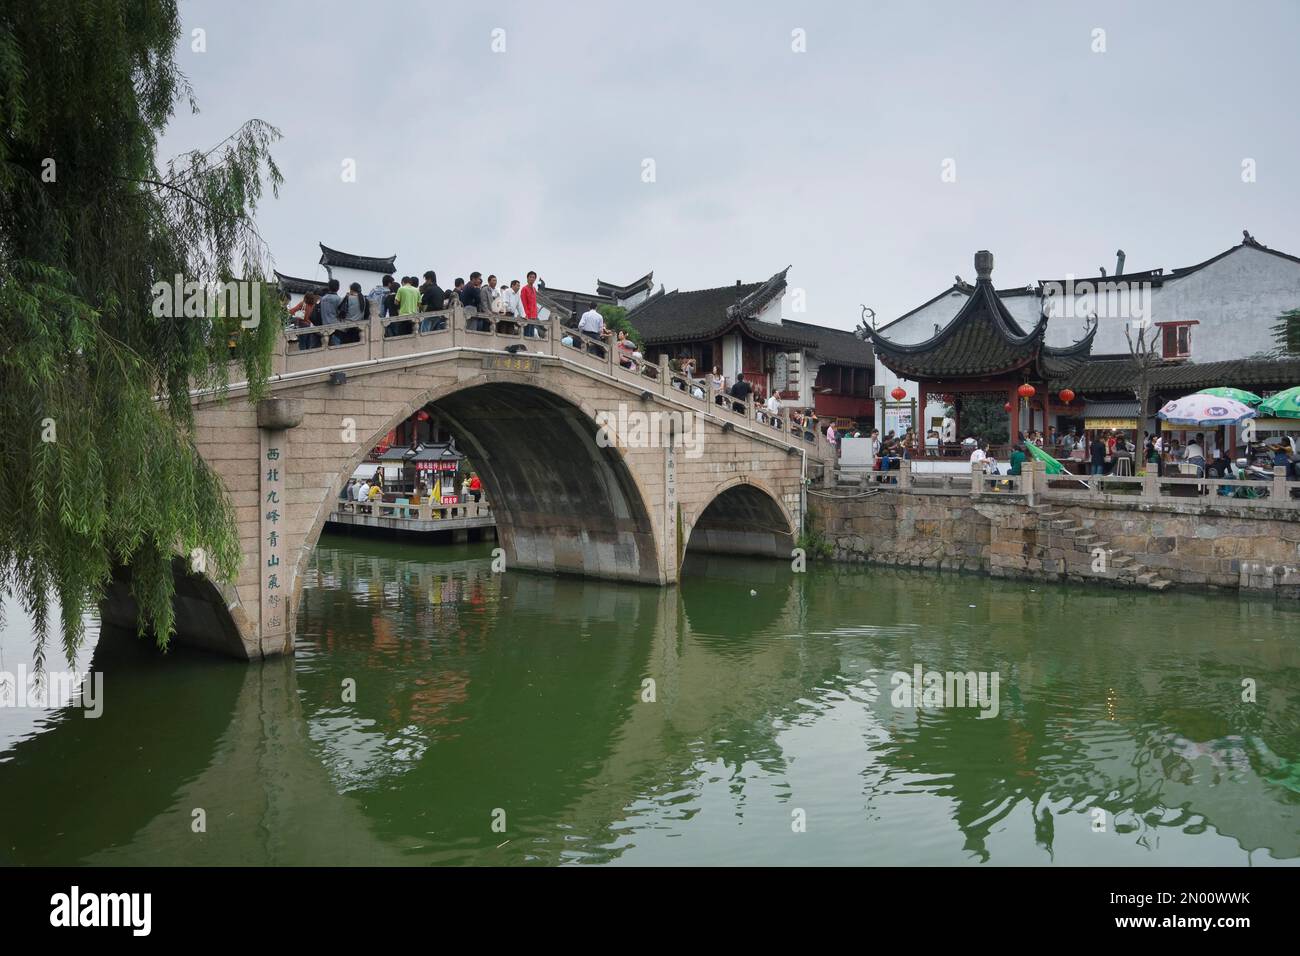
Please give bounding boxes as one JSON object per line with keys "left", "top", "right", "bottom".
{"left": 0, "top": 1, "right": 283, "bottom": 666}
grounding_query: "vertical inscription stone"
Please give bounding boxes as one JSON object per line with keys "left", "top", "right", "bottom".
{"left": 665, "top": 431, "right": 678, "bottom": 574}
{"left": 259, "top": 429, "right": 288, "bottom": 641}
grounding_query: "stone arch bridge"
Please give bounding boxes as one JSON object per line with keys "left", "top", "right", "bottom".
{"left": 102, "top": 304, "right": 831, "bottom": 659}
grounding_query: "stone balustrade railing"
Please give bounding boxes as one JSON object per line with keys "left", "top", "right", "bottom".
{"left": 277, "top": 300, "right": 833, "bottom": 460}
{"left": 334, "top": 497, "right": 493, "bottom": 522}
{"left": 833, "top": 458, "right": 1300, "bottom": 511}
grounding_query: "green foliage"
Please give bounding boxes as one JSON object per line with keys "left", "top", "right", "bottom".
{"left": 1272, "top": 308, "right": 1300, "bottom": 356}
{"left": 0, "top": 1, "right": 282, "bottom": 664}
{"left": 598, "top": 304, "right": 644, "bottom": 350}
{"left": 797, "top": 504, "right": 833, "bottom": 560}
{"left": 958, "top": 397, "right": 1010, "bottom": 445}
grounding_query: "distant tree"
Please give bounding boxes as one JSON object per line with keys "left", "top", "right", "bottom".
{"left": 1125, "top": 319, "right": 1163, "bottom": 432}
{"left": 959, "top": 397, "right": 1009, "bottom": 446}
{"left": 1271, "top": 307, "right": 1300, "bottom": 356}
{"left": 598, "top": 304, "right": 644, "bottom": 350}
{"left": 0, "top": 1, "right": 283, "bottom": 666}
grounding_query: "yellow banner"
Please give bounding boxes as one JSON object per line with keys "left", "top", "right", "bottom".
{"left": 1086, "top": 418, "right": 1137, "bottom": 430}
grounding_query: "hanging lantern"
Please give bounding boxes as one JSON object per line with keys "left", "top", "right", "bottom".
{"left": 890, "top": 386, "right": 907, "bottom": 401}
{"left": 1003, "top": 402, "right": 1012, "bottom": 412}
{"left": 416, "top": 409, "right": 431, "bottom": 422}
{"left": 1059, "top": 388, "right": 1075, "bottom": 405}
{"left": 1017, "top": 383, "right": 1036, "bottom": 399}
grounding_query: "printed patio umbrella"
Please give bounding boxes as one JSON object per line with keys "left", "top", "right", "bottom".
{"left": 1196, "top": 386, "right": 1263, "bottom": 405}
{"left": 1157, "top": 394, "right": 1256, "bottom": 427}
{"left": 1257, "top": 385, "right": 1300, "bottom": 420}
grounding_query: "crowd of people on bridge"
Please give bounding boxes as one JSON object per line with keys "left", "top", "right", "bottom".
{"left": 288, "top": 269, "right": 546, "bottom": 348}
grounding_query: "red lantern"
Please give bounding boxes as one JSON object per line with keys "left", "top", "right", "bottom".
{"left": 1017, "top": 383, "right": 1036, "bottom": 399}
{"left": 1003, "top": 402, "right": 1012, "bottom": 412}
{"left": 416, "top": 409, "right": 431, "bottom": 422}
{"left": 1059, "top": 388, "right": 1075, "bottom": 404}
{"left": 890, "top": 386, "right": 907, "bottom": 401}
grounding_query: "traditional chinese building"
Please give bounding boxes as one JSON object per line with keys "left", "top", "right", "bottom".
{"left": 1046, "top": 353, "right": 1300, "bottom": 441}
{"left": 626, "top": 267, "right": 876, "bottom": 424}
{"left": 274, "top": 244, "right": 398, "bottom": 308}
{"left": 876, "top": 233, "right": 1300, "bottom": 434}
{"left": 864, "top": 250, "right": 1097, "bottom": 441}
{"left": 535, "top": 271, "right": 657, "bottom": 319}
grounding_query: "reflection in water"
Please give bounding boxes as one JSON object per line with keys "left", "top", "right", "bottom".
{"left": 1, "top": 532, "right": 1298, "bottom": 865}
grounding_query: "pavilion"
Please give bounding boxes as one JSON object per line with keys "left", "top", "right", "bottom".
{"left": 864, "top": 250, "right": 1096, "bottom": 443}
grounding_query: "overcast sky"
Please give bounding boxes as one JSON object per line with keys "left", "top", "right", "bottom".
{"left": 160, "top": 0, "right": 1300, "bottom": 329}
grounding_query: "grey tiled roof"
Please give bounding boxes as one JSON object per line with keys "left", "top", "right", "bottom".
{"left": 318, "top": 244, "right": 397, "bottom": 273}
{"left": 866, "top": 277, "right": 1051, "bottom": 378}
{"left": 784, "top": 320, "right": 875, "bottom": 369}
{"left": 274, "top": 271, "right": 328, "bottom": 295}
{"left": 1082, "top": 400, "right": 1141, "bottom": 419}
{"left": 628, "top": 280, "right": 765, "bottom": 344}
{"left": 1049, "top": 355, "right": 1300, "bottom": 394}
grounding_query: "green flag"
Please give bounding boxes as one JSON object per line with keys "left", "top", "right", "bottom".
{"left": 1024, "top": 441, "right": 1064, "bottom": 475}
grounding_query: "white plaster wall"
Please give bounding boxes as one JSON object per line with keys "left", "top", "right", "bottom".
{"left": 754, "top": 295, "right": 784, "bottom": 326}
{"left": 876, "top": 246, "right": 1300, "bottom": 408}
{"left": 325, "top": 264, "right": 392, "bottom": 294}
{"left": 1151, "top": 246, "right": 1300, "bottom": 359}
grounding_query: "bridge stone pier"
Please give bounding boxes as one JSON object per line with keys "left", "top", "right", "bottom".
{"left": 104, "top": 304, "right": 830, "bottom": 660}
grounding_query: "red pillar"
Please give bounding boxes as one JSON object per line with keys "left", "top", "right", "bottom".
{"left": 918, "top": 382, "right": 928, "bottom": 441}
{"left": 1008, "top": 386, "right": 1020, "bottom": 446}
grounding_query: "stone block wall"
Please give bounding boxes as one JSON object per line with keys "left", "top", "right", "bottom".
{"left": 815, "top": 491, "right": 1300, "bottom": 600}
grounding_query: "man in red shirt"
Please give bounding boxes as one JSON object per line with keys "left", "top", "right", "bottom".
{"left": 520, "top": 270, "right": 539, "bottom": 320}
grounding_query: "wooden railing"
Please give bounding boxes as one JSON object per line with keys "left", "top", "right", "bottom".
{"left": 276, "top": 300, "right": 833, "bottom": 460}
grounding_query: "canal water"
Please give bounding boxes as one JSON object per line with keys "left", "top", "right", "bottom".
{"left": 1, "top": 534, "right": 1297, "bottom": 866}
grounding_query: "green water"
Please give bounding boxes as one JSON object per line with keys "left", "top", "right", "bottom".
{"left": 1, "top": 534, "right": 1298, "bottom": 866}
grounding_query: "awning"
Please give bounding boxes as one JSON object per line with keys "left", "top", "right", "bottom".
{"left": 1082, "top": 400, "right": 1140, "bottom": 430}
{"left": 1083, "top": 400, "right": 1140, "bottom": 420}
{"left": 377, "top": 443, "right": 464, "bottom": 463}
{"left": 350, "top": 463, "right": 401, "bottom": 481}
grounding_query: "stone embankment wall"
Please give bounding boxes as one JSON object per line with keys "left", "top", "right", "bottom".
{"left": 814, "top": 491, "right": 1300, "bottom": 599}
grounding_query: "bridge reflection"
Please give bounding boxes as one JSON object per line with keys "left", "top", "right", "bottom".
{"left": 2, "top": 546, "right": 1297, "bottom": 865}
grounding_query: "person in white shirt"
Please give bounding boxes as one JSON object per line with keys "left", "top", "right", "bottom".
{"left": 501, "top": 280, "right": 523, "bottom": 317}
{"left": 970, "top": 442, "right": 988, "bottom": 471}
{"left": 355, "top": 480, "right": 370, "bottom": 502}
{"left": 765, "top": 392, "right": 781, "bottom": 427}
{"left": 578, "top": 306, "right": 606, "bottom": 342}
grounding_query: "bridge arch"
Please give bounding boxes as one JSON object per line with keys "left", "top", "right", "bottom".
{"left": 290, "top": 373, "right": 664, "bottom": 628}
{"left": 683, "top": 477, "right": 797, "bottom": 562}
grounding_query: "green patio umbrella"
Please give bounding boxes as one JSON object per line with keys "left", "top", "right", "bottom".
{"left": 1196, "top": 386, "right": 1263, "bottom": 405}
{"left": 1024, "top": 441, "right": 1064, "bottom": 475}
{"left": 1258, "top": 385, "right": 1300, "bottom": 419}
